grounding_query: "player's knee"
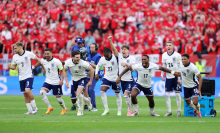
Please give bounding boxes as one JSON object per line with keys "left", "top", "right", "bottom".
{"left": 40, "top": 89, "right": 46, "bottom": 96}
{"left": 165, "top": 92, "right": 170, "bottom": 97}
{"left": 25, "top": 89, "right": 31, "bottom": 94}
{"left": 193, "top": 101, "right": 198, "bottom": 106}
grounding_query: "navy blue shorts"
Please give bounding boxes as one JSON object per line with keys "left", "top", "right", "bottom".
{"left": 165, "top": 78, "right": 182, "bottom": 92}
{"left": 42, "top": 82, "right": 63, "bottom": 96}
{"left": 133, "top": 83, "right": 153, "bottom": 96}
{"left": 19, "top": 78, "right": 34, "bottom": 93}
{"left": 71, "top": 78, "right": 88, "bottom": 99}
{"left": 101, "top": 78, "right": 121, "bottom": 93}
{"left": 184, "top": 86, "right": 199, "bottom": 100}
{"left": 121, "top": 81, "right": 134, "bottom": 93}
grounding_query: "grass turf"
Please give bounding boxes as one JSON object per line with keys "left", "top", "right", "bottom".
{"left": 0, "top": 95, "right": 219, "bottom": 133}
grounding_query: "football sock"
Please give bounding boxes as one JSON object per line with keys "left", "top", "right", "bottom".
{"left": 101, "top": 91, "right": 109, "bottom": 110}
{"left": 175, "top": 93, "right": 181, "bottom": 112}
{"left": 56, "top": 97, "right": 66, "bottom": 109}
{"left": 188, "top": 101, "right": 196, "bottom": 110}
{"left": 133, "top": 104, "right": 138, "bottom": 111}
{"left": 40, "top": 90, "right": 52, "bottom": 108}
{"left": 195, "top": 103, "right": 200, "bottom": 113}
{"left": 26, "top": 103, "right": 32, "bottom": 112}
{"left": 166, "top": 92, "right": 171, "bottom": 112}
{"left": 115, "top": 93, "right": 122, "bottom": 112}
{"left": 124, "top": 96, "right": 131, "bottom": 111}
{"left": 30, "top": 100, "right": 37, "bottom": 108}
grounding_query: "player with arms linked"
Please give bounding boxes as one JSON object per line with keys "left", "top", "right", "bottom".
{"left": 116, "top": 55, "right": 181, "bottom": 116}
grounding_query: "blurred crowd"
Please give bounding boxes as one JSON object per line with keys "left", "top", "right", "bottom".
{"left": 0, "top": 0, "right": 220, "bottom": 56}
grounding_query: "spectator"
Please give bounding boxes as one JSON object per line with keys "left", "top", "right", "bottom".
{"left": 76, "top": 18, "right": 85, "bottom": 31}
{"left": 207, "top": 38, "right": 216, "bottom": 55}
{"left": 85, "top": 31, "right": 96, "bottom": 45}
{"left": 1, "top": 26, "right": 12, "bottom": 40}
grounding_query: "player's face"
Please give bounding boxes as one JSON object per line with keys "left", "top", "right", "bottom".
{"left": 13, "top": 45, "right": 21, "bottom": 54}
{"left": 90, "top": 44, "right": 96, "bottom": 53}
{"left": 166, "top": 43, "right": 174, "bottom": 52}
{"left": 122, "top": 48, "right": 129, "bottom": 57}
{"left": 77, "top": 43, "right": 84, "bottom": 48}
{"left": 104, "top": 52, "right": 112, "bottom": 61}
{"left": 44, "top": 51, "right": 52, "bottom": 61}
{"left": 142, "top": 56, "right": 149, "bottom": 68}
{"left": 73, "top": 54, "right": 80, "bottom": 63}
{"left": 182, "top": 56, "right": 189, "bottom": 66}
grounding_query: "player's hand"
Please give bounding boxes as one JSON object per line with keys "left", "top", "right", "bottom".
{"left": 66, "top": 81, "right": 69, "bottom": 89}
{"left": 95, "top": 74, "right": 99, "bottom": 80}
{"left": 121, "top": 62, "right": 128, "bottom": 67}
{"left": 174, "top": 72, "right": 181, "bottom": 77}
{"left": 108, "top": 36, "right": 113, "bottom": 41}
{"left": 59, "top": 80, "right": 63, "bottom": 86}
{"left": 87, "top": 81, "right": 92, "bottom": 87}
{"left": 198, "top": 90, "right": 203, "bottom": 99}
{"left": 116, "top": 77, "right": 121, "bottom": 84}
{"left": 177, "top": 79, "right": 182, "bottom": 84}
{"left": 161, "top": 76, "right": 165, "bottom": 81}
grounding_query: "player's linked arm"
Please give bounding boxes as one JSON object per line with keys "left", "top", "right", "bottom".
{"left": 63, "top": 68, "right": 69, "bottom": 89}
{"left": 116, "top": 65, "right": 132, "bottom": 84}
{"left": 108, "top": 36, "right": 118, "bottom": 57}
{"left": 87, "top": 66, "right": 94, "bottom": 87}
{"left": 197, "top": 74, "right": 203, "bottom": 98}
{"left": 9, "top": 64, "right": 17, "bottom": 70}
{"left": 159, "top": 66, "right": 181, "bottom": 77}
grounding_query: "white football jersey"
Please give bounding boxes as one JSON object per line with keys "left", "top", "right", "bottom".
{"left": 41, "top": 57, "right": 63, "bottom": 85}
{"left": 180, "top": 62, "right": 200, "bottom": 88}
{"left": 64, "top": 59, "right": 90, "bottom": 81}
{"left": 162, "top": 51, "right": 181, "bottom": 79}
{"left": 95, "top": 54, "right": 118, "bottom": 82}
{"left": 12, "top": 51, "right": 36, "bottom": 81}
{"left": 118, "top": 53, "right": 135, "bottom": 81}
{"left": 132, "top": 62, "right": 159, "bottom": 88}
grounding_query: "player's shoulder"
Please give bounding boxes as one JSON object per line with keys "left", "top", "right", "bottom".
{"left": 149, "top": 62, "right": 158, "bottom": 67}
{"left": 65, "top": 58, "right": 72, "bottom": 65}
{"left": 25, "top": 51, "right": 33, "bottom": 55}
{"left": 162, "top": 52, "right": 167, "bottom": 57}
{"left": 189, "top": 62, "right": 197, "bottom": 69}
{"left": 53, "top": 57, "right": 61, "bottom": 62}
{"left": 40, "top": 58, "right": 46, "bottom": 63}
{"left": 80, "top": 59, "right": 89, "bottom": 65}
{"left": 174, "top": 51, "right": 181, "bottom": 57}
{"left": 12, "top": 54, "right": 18, "bottom": 59}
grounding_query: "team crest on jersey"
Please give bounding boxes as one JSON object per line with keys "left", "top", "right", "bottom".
{"left": 78, "top": 65, "right": 81, "bottom": 69}
{"left": 187, "top": 69, "right": 190, "bottom": 73}
{"left": 127, "top": 60, "right": 130, "bottom": 63}
{"left": 51, "top": 63, "right": 54, "bottom": 67}
{"left": 173, "top": 57, "right": 176, "bottom": 62}
{"left": 111, "top": 61, "right": 114, "bottom": 66}
{"left": 149, "top": 69, "right": 151, "bottom": 72}
{"left": 25, "top": 57, "right": 28, "bottom": 61}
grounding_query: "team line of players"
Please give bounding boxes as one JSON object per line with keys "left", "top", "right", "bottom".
{"left": 10, "top": 37, "right": 203, "bottom": 117}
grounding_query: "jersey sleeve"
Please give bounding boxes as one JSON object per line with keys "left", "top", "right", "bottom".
{"left": 95, "top": 57, "right": 104, "bottom": 74}
{"left": 82, "top": 60, "right": 90, "bottom": 70}
{"left": 193, "top": 66, "right": 200, "bottom": 76}
{"left": 12, "top": 56, "right": 17, "bottom": 65}
{"left": 131, "top": 64, "right": 139, "bottom": 71}
{"left": 152, "top": 63, "right": 160, "bottom": 70}
{"left": 28, "top": 52, "right": 36, "bottom": 59}
{"left": 56, "top": 59, "right": 63, "bottom": 70}
{"left": 64, "top": 60, "right": 69, "bottom": 70}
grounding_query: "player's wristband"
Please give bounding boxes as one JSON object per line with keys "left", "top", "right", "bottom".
{"left": 171, "top": 71, "right": 175, "bottom": 75}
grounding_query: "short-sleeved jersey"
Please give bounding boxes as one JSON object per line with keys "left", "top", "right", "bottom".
{"left": 162, "top": 51, "right": 181, "bottom": 79}
{"left": 64, "top": 59, "right": 90, "bottom": 81}
{"left": 180, "top": 62, "right": 200, "bottom": 88}
{"left": 95, "top": 54, "right": 118, "bottom": 82}
{"left": 132, "top": 62, "right": 159, "bottom": 88}
{"left": 12, "top": 51, "right": 36, "bottom": 81}
{"left": 41, "top": 57, "right": 63, "bottom": 85}
{"left": 118, "top": 53, "right": 135, "bottom": 81}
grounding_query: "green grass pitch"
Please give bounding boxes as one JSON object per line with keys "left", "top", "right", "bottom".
{"left": 0, "top": 95, "right": 219, "bottom": 133}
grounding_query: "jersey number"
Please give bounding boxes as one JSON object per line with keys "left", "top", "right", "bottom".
{"left": 21, "top": 62, "right": 24, "bottom": 67}
{"left": 144, "top": 74, "right": 148, "bottom": 78}
{"left": 108, "top": 67, "right": 112, "bottom": 71}
{"left": 168, "top": 63, "right": 173, "bottom": 67}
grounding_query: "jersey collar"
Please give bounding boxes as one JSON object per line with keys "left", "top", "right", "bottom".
{"left": 47, "top": 56, "right": 53, "bottom": 62}
{"left": 184, "top": 62, "right": 190, "bottom": 67}
{"left": 167, "top": 51, "right": 174, "bottom": 56}
{"left": 123, "top": 55, "right": 129, "bottom": 59}
{"left": 19, "top": 50, "right": 25, "bottom": 56}
{"left": 72, "top": 59, "right": 79, "bottom": 64}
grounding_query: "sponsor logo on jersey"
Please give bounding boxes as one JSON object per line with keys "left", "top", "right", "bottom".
{"left": 149, "top": 69, "right": 151, "bottom": 72}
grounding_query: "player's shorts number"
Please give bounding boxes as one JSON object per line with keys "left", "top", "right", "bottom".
{"left": 58, "top": 88, "right": 60, "bottom": 94}
{"left": 26, "top": 81, "right": 29, "bottom": 88}
{"left": 194, "top": 88, "right": 198, "bottom": 94}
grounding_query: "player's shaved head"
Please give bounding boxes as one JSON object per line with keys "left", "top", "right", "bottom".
{"left": 143, "top": 55, "right": 149, "bottom": 59}
{"left": 72, "top": 50, "right": 80, "bottom": 57}
{"left": 103, "top": 48, "right": 112, "bottom": 54}
{"left": 142, "top": 55, "right": 149, "bottom": 68}
{"left": 103, "top": 48, "right": 112, "bottom": 61}
{"left": 44, "top": 48, "right": 52, "bottom": 52}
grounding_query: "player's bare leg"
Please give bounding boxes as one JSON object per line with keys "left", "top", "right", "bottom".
{"left": 76, "top": 86, "right": 85, "bottom": 116}
{"left": 146, "top": 96, "right": 160, "bottom": 116}
{"left": 101, "top": 86, "right": 110, "bottom": 115}
{"left": 175, "top": 92, "right": 181, "bottom": 117}
{"left": 130, "top": 88, "right": 139, "bottom": 116}
{"left": 124, "top": 91, "right": 132, "bottom": 116}
{"left": 83, "top": 87, "right": 92, "bottom": 111}
{"left": 25, "top": 89, "right": 37, "bottom": 114}
{"left": 185, "top": 97, "right": 201, "bottom": 117}
{"left": 23, "top": 92, "right": 32, "bottom": 114}
{"left": 56, "top": 96, "right": 67, "bottom": 115}
{"left": 40, "top": 88, "right": 53, "bottom": 114}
